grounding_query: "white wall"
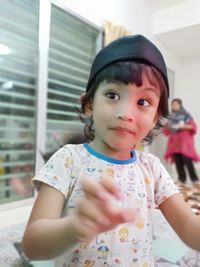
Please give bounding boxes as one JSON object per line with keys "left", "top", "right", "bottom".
{"left": 54, "top": 0, "right": 153, "bottom": 34}
{"left": 153, "top": 0, "right": 200, "bottom": 34}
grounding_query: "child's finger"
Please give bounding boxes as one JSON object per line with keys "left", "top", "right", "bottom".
{"left": 98, "top": 176, "right": 122, "bottom": 200}
{"left": 120, "top": 207, "right": 137, "bottom": 222}
{"left": 80, "top": 176, "right": 120, "bottom": 201}
{"left": 80, "top": 176, "right": 105, "bottom": 199}
{"left": 76, "top": 198, "right": 111, "bottom": 226}
{"left": 103, "top": 200, "right": 137, "bottom": 224}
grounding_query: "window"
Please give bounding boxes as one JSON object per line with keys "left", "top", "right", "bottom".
{"left": 0, "top": 0, "right": 39, "bottom": 204}
{"left": 45, "top": 4, "right": 100, "bottom": 156}
{"left": 0, "top": 0, "right": 101, "bottom": 206}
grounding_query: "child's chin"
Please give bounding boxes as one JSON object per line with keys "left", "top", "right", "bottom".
{"left": 111, "top": 143, "right": 134, "bottom": 152}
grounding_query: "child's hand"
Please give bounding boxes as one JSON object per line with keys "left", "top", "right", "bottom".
{"left": 70, "top": 176, "right": 136, "bottom": 242}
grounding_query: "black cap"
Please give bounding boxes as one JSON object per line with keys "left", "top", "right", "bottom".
{"left": 86, "top": 34, "right": 169, "bottom": 96}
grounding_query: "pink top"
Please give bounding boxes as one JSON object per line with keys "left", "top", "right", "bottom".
{"left": 163, "top": 120, "right": 200, "bottom": 163}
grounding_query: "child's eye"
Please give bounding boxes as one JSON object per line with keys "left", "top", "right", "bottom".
{"left": 137, "top": 99, "right": 150, "bottom": 107}
{"left": 106, "top": 92, "right": 120, "bottom": 100}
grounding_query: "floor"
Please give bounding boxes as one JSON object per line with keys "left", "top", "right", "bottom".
{"left": 1, "top": 183, "right": 200, "bottom": 267}
{"left": 176, "top": 182, "right": 200, "bottom": 215}
{"left": 153, "top": 209, "right": 200, "bottom": 267}
{"left": 153, "top": 182, "right": 200, "bottom": 266}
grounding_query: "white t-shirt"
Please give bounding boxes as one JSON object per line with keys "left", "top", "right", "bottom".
{"left": 33, "top": 143, "right": 179, "bottom": 267}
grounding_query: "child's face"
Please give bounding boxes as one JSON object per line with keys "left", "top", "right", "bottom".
{"left": 86, "top": 75, "right": 160, "bottom": 159}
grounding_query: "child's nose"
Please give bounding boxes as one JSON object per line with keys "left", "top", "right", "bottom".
{"left": 117, "top": 103, "right": 135, "bottom": 121}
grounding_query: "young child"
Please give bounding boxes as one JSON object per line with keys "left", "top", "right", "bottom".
{"left": 22, "top": 35, "right": 200, "bottom": 267}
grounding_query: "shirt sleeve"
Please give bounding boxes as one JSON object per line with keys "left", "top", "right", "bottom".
{"left": 153, "top": 157, "right": 179, "bottom": 206}
{"left": 32, "top": 146, "right": 73, "bottom": 197}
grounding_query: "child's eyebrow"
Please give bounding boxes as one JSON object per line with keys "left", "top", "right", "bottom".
{"left": 143, "top": 87, "right": 160, "bottom": 97}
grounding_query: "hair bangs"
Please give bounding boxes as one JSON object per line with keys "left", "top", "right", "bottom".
{"left": 92, "top": 61, "right": 145, "bottom": 87}
{"left": 143, "top": 65, "right": 166, "bottom": 90}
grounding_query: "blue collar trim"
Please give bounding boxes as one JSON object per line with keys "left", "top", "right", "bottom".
{"left": 84, "top": 143, "right": 136, "bottom": 165}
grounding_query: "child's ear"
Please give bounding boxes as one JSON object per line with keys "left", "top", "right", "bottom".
{"left": 79, "top": 93, "right": 93, "bottom": 116}
{"left": 85, "top": 101, "right": 93, "bottom": 116}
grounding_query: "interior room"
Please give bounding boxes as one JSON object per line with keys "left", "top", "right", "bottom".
{"left": 1, "top": 0, "right": 200, "bottom": 266}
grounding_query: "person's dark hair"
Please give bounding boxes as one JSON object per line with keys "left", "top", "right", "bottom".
{"left": 78, "top": 61, "right": 169, "bottom": 144}
{"left": 172, "top": 98, "right": 182, "bottom": 107}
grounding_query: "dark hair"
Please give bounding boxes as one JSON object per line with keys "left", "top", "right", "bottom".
{"left": 79, "top": 61, "right": 169, "bottom": 144}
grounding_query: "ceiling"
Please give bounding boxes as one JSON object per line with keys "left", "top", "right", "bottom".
{"left": 155, "top": 23, "right": 200, "bottom": 64}
{"left": 145, "top": 0, "right": 200, "bottom": 64}
{"left": 145, "top": 0, "right": 188, "bottom": 10}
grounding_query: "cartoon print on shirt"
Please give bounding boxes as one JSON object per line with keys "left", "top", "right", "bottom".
{"left": 118, "top": 227, "right": 129, "bottom": 242}
{"left": 136, "top": 217, "right": 145, "bottom": 229}
{"left": 110, "top": 258, "right": 123, "bottom": 266}
{"left": 97, "top": 245, "right": 110, "bottom": 260}
{"left": 83, "top": 259, "right": 94, "bottom": 267}
{"left": 144, "top": 176, "right": 151, "bottom": 185}
{"left": 105, "top": 168, "right": 115, "bottom": 177}
{"left": 79, "top": 242, "right": 89, "bottom": 249}
{"left": 70, "top": 249, "right": 81, "bottom": 265}
{"left": 65, "top": 156, "right": 73, "bottom": 168}
{"left": 86, "top": 168, "right": 96, "bottom": 174}
{"left": 71, "top": 166, "right": 79, "bottom": 179}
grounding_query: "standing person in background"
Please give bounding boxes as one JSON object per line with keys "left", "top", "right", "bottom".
{"left": 163, "top": 98, "right": 200, "bottom": 184}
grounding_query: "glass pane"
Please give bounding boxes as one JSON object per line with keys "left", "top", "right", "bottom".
{"left": 0, "top": 0, "right": 39, "bottom": 204}
{"left": 45, "top": 5, "right": 100, "bottom": 158}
